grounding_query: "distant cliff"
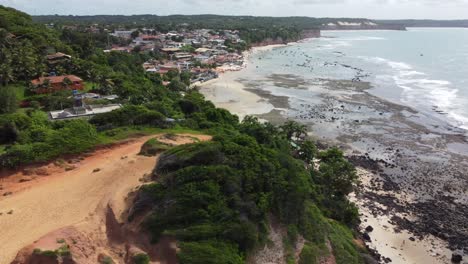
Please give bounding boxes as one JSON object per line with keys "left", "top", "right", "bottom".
{"left": 250, "top": 29, "right": 321, "bottom": 47}
{"left": 321, "top": 21, "right": 406, "bottom": 31}
{"left": 376, "top": 19, "right": 468, "bottom": 28}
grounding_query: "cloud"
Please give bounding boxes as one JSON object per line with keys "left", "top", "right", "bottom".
{"left": 1, "top": 0, "right": 468, "bottom": 18}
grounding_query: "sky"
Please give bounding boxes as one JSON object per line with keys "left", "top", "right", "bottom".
{"left": 1, "top": 0, "right": 468, "bottom": 19}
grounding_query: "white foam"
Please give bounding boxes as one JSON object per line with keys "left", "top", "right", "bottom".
{"left": 340, "top": 36, "right": 386, "bottom": 41}
{"left": 363, "top": 56, "right": 468, "bottom": 130}
{"left": 399, "top": 71, "right": 427, "bottom": 77}
{"left": 447, "top": 112, "right": 468, "bottom": 130}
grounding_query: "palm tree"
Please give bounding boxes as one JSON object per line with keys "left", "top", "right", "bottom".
{"left": 97, "top": 76, "right": 115, "bottom": 95}
{"left": 280, "top": 120, "right": 307, "bottom": 142}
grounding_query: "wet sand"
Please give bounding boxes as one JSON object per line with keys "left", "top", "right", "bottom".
{"left": 200, "top": 44, "right": 468, "bottom": 264}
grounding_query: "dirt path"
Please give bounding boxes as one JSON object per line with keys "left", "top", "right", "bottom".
{"left": 0, "top": 134, "right": 210, "bottom": 264}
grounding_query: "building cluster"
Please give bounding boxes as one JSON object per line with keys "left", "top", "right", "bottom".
{"left": 107, "top": 28, "right": 246, "bottom": 84}
{"left": 29, "top": 27, "right": 248, "bottom": 120}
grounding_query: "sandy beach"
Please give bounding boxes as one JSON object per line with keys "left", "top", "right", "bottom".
{"left": 199, "top": 44, "right": 290, "bottom": 119}
{"left": 199, "top": 42, "right": 467, "bottom": 264}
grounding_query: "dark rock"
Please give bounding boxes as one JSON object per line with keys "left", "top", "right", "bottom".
{"left": 365, "top": 225, "right": 374, "bottom": 232}
{"left": 361, "top": 253, "right": 379, "bottom": 264}
{"left": 19, "top": 178, "right": 32, "bottom": 183}
{"left": 363, "top": 232, "right": 371, "bottom": 241}
{"left": 451, "top": 253, "right": 462, "bottom": 263}
{"left": 409, "top": 237, "right": 416, "bottom": 242}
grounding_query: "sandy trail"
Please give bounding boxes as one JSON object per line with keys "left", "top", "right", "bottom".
{"left": 0, "top": 134, "right": 209, "bottom": 264}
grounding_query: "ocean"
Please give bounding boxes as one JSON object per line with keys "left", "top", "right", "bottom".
{"left": 247, "top": 28, "right": 468, "bottom": 131}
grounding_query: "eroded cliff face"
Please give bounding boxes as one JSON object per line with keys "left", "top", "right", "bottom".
{"left": 251, "top": 29, "right": 321, "bottom": 47}
{"left": 301, "top": 29, "right": 321, "bottom": 39}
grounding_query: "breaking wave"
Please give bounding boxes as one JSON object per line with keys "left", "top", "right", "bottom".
{"left": 362, "top": 56, "right": 468, "bottom": 130}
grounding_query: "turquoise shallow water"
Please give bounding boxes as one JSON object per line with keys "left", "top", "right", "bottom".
{"left": 249, "top": 28, "right": 468, "bottom": 130}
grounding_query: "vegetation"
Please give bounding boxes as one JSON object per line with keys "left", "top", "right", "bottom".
{"left": 32, "top": 244, "right": 72, "bottom": 258}
{"left": 32, "top": 14, "right": 377, "bottom": 32}
{"left": 0, "top": 5, "right": 367, "bottom": 264}
{"left": 133, "top": 253, "right": 150, "bottom": 264}
{"left": 139, "top": 138, "right": 172, "bottom": 156}
{"left": 0, "top": 85, "right": 18, "bottom": 114}
{"left": 129, "top": 115, "right": 361, "bottom": 263}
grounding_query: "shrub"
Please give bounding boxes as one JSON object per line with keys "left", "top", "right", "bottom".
{"left": 133, "top": 253, "right": 150, "bottom": 264}
{"left": 178, "top": 241, "right": 243, "bottom": 264}
{"left": 139, "top": 138, "right": 172, "bottom": 156}
{"left": 90, "top": 105, "right": 166, "bottom": 128}
{"left": 0, "top": 86, "right": 18, "bottom": 114}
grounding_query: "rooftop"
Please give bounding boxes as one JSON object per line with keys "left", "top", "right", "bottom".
{"left": 49, "top": 104, "right": 122, "bottom": 120}
{"left": 31, "top": 75, "right": 83, "bottom": 85}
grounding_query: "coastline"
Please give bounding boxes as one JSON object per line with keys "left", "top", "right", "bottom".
{"left": 199, "top": 43, "right": 291, "bottom": 119}
{"left": 198, "top": 41, "right": 461, "bottom": 264}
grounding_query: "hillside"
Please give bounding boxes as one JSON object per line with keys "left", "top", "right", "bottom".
{"left": 0, "top": 5, "right": 373, "bottom": 264}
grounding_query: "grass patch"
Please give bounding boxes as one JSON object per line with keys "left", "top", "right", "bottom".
{"left": 327, "top": 220, "right": 363, "bottom": 264}
{"left": 299, "top": 242, "right": 330, "bottom": 264}
{"left": 83, "top": 81, "right": 97, "bottom": 92}
{"left": 4, "top": 83, "right": 27, "bottom": 101}
{"left": 139, "top": 138, "right": 172, "bottom": 156}
{"left": 97, "top": 126, "right": 207, "bottom": 145}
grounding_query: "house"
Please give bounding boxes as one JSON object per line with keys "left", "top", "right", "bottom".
{"left": 174, "top": 52, "right": 193, "bottom": 60}
{"left": 49, "top": 104, "right": 122, "bottom": 120}
{"left": 160, "top": 47, "right": 181, "bottom": 54}
{"left": 46, "top": 52, "right": 72, "bottom": 64}
{"left": 104, "top": 46, "right": 132, "bottom": 53}
{"left": 111, "top": 30, "right": 134, "bottom": 39}
{"left": 31, "top": 75, "right": 84, "bottom": 94}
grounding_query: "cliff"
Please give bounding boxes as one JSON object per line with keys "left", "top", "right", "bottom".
{"left": 251, "top": 29, "right": 321, "bottom": 47}
{"left": 321, "top": 21, "right": 406, "bottom": 31}
{"left": 301, "top": 29, "right": 321, "bottom": 39}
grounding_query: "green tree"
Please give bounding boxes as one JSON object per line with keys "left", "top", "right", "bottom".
{"left": 0, "top": 46, "right": 14, "bottom": 86}
{"left": 280, "top": 120, "right": 307, "bottom": 142}
{"left": 181, "top": 45, "right": 195, "bottom": 53}
{"left": 131, "top": 30, "right": 140, "bottom": 39}
{"left": 318, "top": 148, "right": 357, "bottom": 197}
{"left": 0, "top": 86, "right": 18, "bottom": 114}
{"left": 298, "top": 140, "right": 317, "bottom": 164}
{"left": 62, "top": 77, "right": 73, "bottom": 90}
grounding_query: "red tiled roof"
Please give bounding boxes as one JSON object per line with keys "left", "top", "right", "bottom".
{"left": 31, "top": 75, "right": 83, "bottom": 85}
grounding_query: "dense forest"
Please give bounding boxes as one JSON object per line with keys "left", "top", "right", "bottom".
{"left": 0, "top": 5, "right": 372, "bottom": 263}
{"left": 32, "top": 14, "right": 376, "bottom": 30}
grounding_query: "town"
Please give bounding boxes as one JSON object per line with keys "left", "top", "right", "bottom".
{"left": 106, "top": 28, "right": 246, "bottom": 79}
{"left": 30, "top": 25, "right": 248, "bottom": 120}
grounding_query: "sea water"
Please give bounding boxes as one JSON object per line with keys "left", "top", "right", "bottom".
{"left": 248, "top": 28, "right": 468, "bottom": 131}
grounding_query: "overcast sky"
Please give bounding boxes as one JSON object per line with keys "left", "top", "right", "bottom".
{"left": 2, "top": 0, "right": 468, "bottom": 19}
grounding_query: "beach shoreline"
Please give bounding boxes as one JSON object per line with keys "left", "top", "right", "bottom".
{"left": 198, "top": 40, "right": 467, "bottom": 264}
